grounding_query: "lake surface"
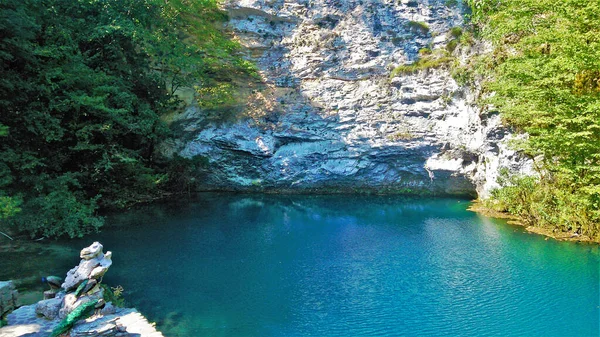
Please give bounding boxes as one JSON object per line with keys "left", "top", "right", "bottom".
{"left": 1, "top": 194, "right": 599, "bottom": 336}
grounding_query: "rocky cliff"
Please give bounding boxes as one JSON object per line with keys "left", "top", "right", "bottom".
{"left": 166, "top": 0, "right": 532, "bottom": 197}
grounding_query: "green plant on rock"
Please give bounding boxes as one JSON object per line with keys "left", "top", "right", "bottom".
{"left": 418, "top": 48, "right": 433, "bottom": 56}
{"left": 446, "top": 39, "right": 459, "bottom": 52}
{"left": 387, "top": 131, "right": 415, "bottom": 141}
{"left": 195, "top": 83, "right": 236, "bottom": 109}
{"left": 440, "top": 93, "right": 454, "bottom": 107}
{"left": 459, "top": 30, "right": 475, "bottom": 46}
{"left": 408, "top": 21, "right": 430, "bottom": 34}
{"left": 450, "top": 63, "right": 474, "bottom": 85}
{"left": 390, "top": 53, "right": 455, "bottom": 78}
{"left": 450, "top": 26, "right": 463, "bottom": 38}
{"left": 101, "top": 284, "right": 126, "bottom": 307}
{"left": 444, "top": 27, "right": 463, "bottom": 53}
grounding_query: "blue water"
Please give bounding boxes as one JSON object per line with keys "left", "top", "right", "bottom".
{"left": 1, "top": 194, "right": 599, "bottom": 336}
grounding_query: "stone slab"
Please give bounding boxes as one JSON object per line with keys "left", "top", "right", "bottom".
{"left": 0, "top": 280, "right": 18, "bottom": 317}
{"left": 0, "top": 304, "right": 164, "bottom": 337}
{"left": 1, "top": 304, "right": 58, "bottom": 336}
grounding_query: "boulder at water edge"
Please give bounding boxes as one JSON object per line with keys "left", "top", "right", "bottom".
{"left": 0, "top": 280, "right": 18, "bottom": 317}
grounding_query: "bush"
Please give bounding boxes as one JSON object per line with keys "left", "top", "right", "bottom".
{"left": 390, "top": 54, "right": 455, "bottom": 78}
{"left": 407, "top": 21, "right": 430, "bottom": 34}
{"left": 467, "top": 0, "right": 600, "bottom": 239}
{"left": 459, "top": 31, "right": 475, "bottom": 46}
{"left": 418, "top": 47, "right": 432, "bottom": 56}
{"left": 446, "top": 39, "right": 459, "bottom": 52}
{"left": 0, "top": 0, "right": 255, "bottom": 238}
{"left": 0, "top": 196, "right": 21, "bottom": 221}
{"left": 7, "top": 176, "right": 104, "bottom": 238}
{"left": 451, "top": 63, "right": 474, "bottom": 85}
{"left": 163, "top": 155, "right": 209, "bottom": 193}
{"left": 487, "top": 170, "right": 599, "bottom": 240}
{"left": 450, "top": 26, "right": 463, "bottom": 38}
{"left": 101, "top": 284, "right": 126, "bottom": 307}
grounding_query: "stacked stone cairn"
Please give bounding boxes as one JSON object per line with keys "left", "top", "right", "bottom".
{"left": 1, "top": 242, "right": 164, "bottom": 336}
{"left": 35, "top": 242, "right": 116, "bottom": 320}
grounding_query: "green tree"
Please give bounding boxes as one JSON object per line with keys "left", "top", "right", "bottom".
{"left": 0, "top": 0, "right": 253, "bottom": 238}
{"left": 466, "top": 0, "right": 600, "bottom": 240}
{"left": 0, "top": 124, "right": 19, "bottom": 224}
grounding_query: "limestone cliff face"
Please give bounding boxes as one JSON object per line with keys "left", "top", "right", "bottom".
{"left": 168, "top": 0, "right": 532, "bottom": 197}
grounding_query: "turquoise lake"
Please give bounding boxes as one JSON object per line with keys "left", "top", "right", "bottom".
{"left": 1, "top": 194, "right": 599, "bottom": 336}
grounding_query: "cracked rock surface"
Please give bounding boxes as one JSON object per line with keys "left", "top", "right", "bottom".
{"left": 168, "top": 0, "right": 533, "bottom": 197}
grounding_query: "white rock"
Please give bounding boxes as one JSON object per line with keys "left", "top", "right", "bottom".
{"left": 167, "top": 0, "right": 532, "bottom": 197}
{"left": 80, "top": 242, "right": 103, "bottom": 260}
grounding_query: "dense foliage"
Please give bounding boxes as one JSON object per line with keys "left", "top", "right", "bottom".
{"left": 466, "top": 0, "right": 600, "bottom": 239}
{"left": 0, "top": 0, "right": 253, "bottom": 238}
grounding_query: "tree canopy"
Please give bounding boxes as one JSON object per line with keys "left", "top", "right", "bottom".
{"left": 466, "top": 0, "right": 600, "bottom": 240}
{"left": 0, "top": 0, "right": 253, "bottom": 238}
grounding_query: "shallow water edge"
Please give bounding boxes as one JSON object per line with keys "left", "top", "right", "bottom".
{"left": 468, "top": 201, "right": 599, "bottom": 244}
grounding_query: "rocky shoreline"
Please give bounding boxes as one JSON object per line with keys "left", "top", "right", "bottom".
{"left": 1, "top": 304, "right": 163, "bottom": 337}
{"left": 0, "top": 242, "right": 164, "bottom": 337}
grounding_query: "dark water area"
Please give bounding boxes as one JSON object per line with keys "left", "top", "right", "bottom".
{"left": 1, "top": 193, "right": 599, "bottom": 336}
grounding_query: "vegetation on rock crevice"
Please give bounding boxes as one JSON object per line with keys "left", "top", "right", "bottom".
{"left": 0, "top": 0, "right": 255, "bottom": 238}
{"left": 465, "top": 0, "right": 600, "bottom": 240}
{"left": 390, "top": 52, "right": 455, "bottom": 78}
{"left": 407, "top": 21, "right": 430, "bottom": 35}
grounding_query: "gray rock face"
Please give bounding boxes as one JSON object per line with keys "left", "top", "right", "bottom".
{"left": 35, "top": 297, "right": 62, "bottom": 320}
{"left": 3, "top": 304, "right": 59, "bottom": 336}
{"left": 0, "top": 280, "right": 18, "bottom": 317}
{"left": 58, "top": 290, "right": 105, "bottom": 319}
{"left": 170, "top": 0, "right": 533, "bottom": 197}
